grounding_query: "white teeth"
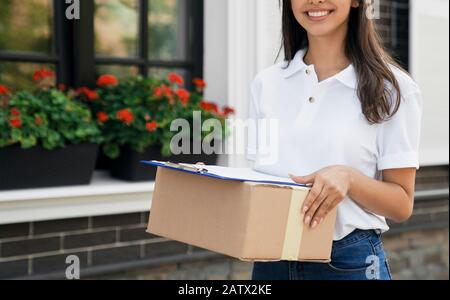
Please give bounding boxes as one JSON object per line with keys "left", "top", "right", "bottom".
{"left": 308, "top": 11, "right": 330, "bottom": 17}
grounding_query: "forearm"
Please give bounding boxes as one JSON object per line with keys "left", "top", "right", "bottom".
{"left": 347, "top": 167, "right": 414, "bottom": 223}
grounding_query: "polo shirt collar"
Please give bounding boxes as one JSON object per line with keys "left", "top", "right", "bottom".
{"left": 281, "top": 49, "right": 308, "bottom": 79}
{"left": 334, "top": 64, "right": 358, "bottom": 89}
{"left": 281, "top": 48, "right": 358, "bottom": 89}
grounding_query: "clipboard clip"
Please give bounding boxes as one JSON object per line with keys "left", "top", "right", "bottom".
{"left": 164, "top": 161, "right": 209, "bottom": 174}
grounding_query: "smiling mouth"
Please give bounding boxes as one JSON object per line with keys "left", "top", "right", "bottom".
{"left": 305, "top": 10, "right": 334, "bottom": 19}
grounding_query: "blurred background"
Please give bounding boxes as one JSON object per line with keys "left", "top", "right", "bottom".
{"left": 0, "top": 0, "right": 448, "bottom": 280}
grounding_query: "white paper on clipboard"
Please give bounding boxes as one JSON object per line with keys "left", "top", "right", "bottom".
{"left": 141, "top": 160, "right": 310, "bottom": 188}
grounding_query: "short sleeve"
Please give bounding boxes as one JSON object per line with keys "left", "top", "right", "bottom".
{"left": 246, "top": 77, "right": 260, "bottom": 161}
{"left": 377, "top": 90, "right": 423, "bottom": 170}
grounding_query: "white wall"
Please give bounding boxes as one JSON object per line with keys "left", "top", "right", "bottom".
{"left": 411, "top": 0, "right": 450, "bottom": 166}
{"left": 204, "top": 0, "right": 283, "bottom": 167}
{"left": 203, "top": 0, "right": 229, "bottom": 107}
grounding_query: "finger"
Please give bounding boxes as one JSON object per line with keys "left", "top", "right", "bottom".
{"left": 196, "top": 162, "right": 205, "bottom": 165}
{"left": 301, "top": 179, "right": 324, "bottom": 214}
{"left": 304, "top": 188, "right": 328, "bottom": 226}
{"left": 289, "top": 173, "right": 316, "bottom": 185}
{"left": 310, "top": 196, "right": 337, "bottom": 228}
{"left": 302, "top": 182, "right": 324, "bottom": 225}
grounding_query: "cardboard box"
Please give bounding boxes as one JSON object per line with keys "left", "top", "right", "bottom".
{"left": 147, "top": 166, "right": 337, "bottom": 262}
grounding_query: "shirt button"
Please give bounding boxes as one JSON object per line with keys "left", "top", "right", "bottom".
{"left": 305, "top": 69, "right": 310, "bottom": 75}
{"left": 308, "top": 96, "right": 315, "bottom": 103}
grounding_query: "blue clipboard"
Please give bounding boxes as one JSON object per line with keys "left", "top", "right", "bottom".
{"left": 141, "top": 160, "right": 310, "bottom": 188}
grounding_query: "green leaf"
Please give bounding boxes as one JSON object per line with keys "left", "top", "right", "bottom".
{"left": 11, "top": 129, "right": 22, "bottom": 142}
{"left": 21, "top": 136, "right": 37, "bottom": 148}
{"left": 103, "top": 144, "right": 120, "bottom": 159}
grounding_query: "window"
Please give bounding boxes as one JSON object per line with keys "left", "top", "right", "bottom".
{"left": 389, "top": 0, "right": 409, "bottom": 70}
{"left": 0, "top": 0, "right": 57, "bottom": 90}
{"left": 0, "top": 0, "right": 204, "bottom": 90}
{"left": 376, "top": 0, "right": 410, "bottom": 70}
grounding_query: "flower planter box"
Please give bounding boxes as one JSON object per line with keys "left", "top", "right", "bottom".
{"left": 95, "top": 150, "right": 113, "bottom": 170}
{"left": 110, "top": 144, "right": 219, "bottom": 182}
{"left": 0, "top": 144, "right": 99, "bottom": 191}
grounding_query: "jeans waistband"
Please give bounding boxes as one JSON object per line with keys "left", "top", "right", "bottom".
{"left": 333, "top": 229, "right": 380, "bottom": 249}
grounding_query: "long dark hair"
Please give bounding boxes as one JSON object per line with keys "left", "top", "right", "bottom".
{"left": 279, "top": 0, "right": 404, "bottom": 124}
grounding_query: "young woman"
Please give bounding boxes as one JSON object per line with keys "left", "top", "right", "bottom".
{"left": 247, "top": 0, "right": 423, "bottom": 280}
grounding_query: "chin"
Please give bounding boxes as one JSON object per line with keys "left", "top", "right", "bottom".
{"left": 303, "top": 25, "right": 337, "bottom": 37}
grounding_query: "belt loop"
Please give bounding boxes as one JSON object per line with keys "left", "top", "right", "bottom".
{"left": 374, "top": 229, "right": 382, "bottom": 238}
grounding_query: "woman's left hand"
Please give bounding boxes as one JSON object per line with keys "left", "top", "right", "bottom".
{"left": 289, "top": 166, "right": 354, "bottom": 229}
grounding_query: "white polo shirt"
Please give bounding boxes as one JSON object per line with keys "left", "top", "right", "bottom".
{"left": 246, "top": 48, "right": 423, "bottom": 241}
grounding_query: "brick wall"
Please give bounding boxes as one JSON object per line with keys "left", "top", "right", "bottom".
{"left": 89, "top": 228, "right": 450, "bottom": 280}
{"left": 384, "top": 228, "right": 449, "bottom": 280}
{"left": 0, "top": 212, "right": 206, "bottom": 279}
{"left": 90, "top": 256, "right": 252, "bottom": 280}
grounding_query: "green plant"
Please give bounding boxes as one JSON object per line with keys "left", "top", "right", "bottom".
{"left": 82, "top": 73, "right": 235, "bottom": 158}
{"left": 0, "top": 71, "right": 102, "bottom": 150}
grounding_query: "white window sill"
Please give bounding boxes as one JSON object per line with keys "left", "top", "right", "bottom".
{"left": 0, "top": 172, "right": 154, "bottom": 225}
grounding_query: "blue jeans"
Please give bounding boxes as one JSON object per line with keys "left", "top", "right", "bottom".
{"left": 252, "top": 229, "right": 393, "bottom": 280}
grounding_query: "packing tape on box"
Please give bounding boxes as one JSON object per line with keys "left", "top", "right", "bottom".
{"left": 281, "top": 188, "right": 307, "bottom": 261}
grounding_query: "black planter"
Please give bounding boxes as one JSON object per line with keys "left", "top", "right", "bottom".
{"left": 0, "top": 144, "right": 99, "bottom": 191}
{"left": 95, "top": 149, "right": 113, "bottom": 170}
{"left": 110, "top": 144, "right": 219, "bottom": 182}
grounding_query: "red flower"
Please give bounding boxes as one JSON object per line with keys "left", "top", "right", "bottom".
{"left": 9, "top": 107, "right": 23, "bottom": 128}
{"left": 10, "top": 108, "right": 20, "bottom": 117}
{"left": 162, "top": 85, "right": 174, "bottom": 98}
{"left": 97, "top": 112, "right": 109, "bottom": 123}
{"left": 146, "top": 121, "right": 158, "bottom": 132}
{"left": 0, "top": 85, "right": 10, "bottom": 95}
{"left": 58, "top": 83, "right": 66, "bottom": 91}
{"left": 77, "top": 87, "right": 88, "bottom": 95}
{"left": 193, "top": 78, "right": 206, "bottom": 89}
{"left": 87, "top": 90, "right": 99, "bottom": 101}
{"left": 200, "top": 101, "right": 219, "bottom": 114}
{"left": 176, "top": 88, "right": 190, "bottom": 106}
{"left": 211, "top": 105, "right": 219, "bottom": 114}
{"left": 77, "top": 87, "right": 99, "bottom": 101}
{"left": 153, "top": 87, "right": 163, "bottom": 98}
{"left": 156, "top": 84, "right": 175, "bottom": 104}
{"left": 9, "top": 118, "right": 22, "bottom": 128}
{"left": 35, "top": 116, "right": 43, "bottom": 126}
{"left": 33, "top": 69, "right": 55, "bottom": 82}
{"left": 168, "top": 72, "right": 184, "bottom": 86}
{"left": 97, "top": 74, "right": 119, "bottom": 87}
{"left": 222, "top": 106, "right": 236, "bottom": 116}
{"left": 117, "top": 109, "right": 134, "bottom": 125}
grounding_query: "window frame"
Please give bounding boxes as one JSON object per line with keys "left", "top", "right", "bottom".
{"left": 0, "top": 0, "right": 204, "bottom": 90}
{"left": 0, "top": 0, "right": 70, "bottom": 87}
{"left": 389, "top": 0, "right": 410, "bottom": 70}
